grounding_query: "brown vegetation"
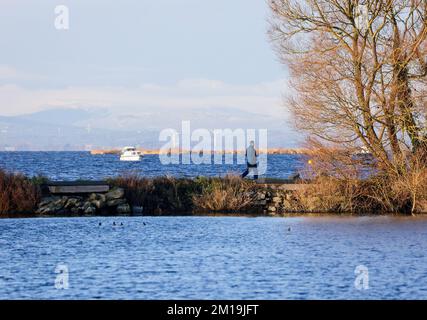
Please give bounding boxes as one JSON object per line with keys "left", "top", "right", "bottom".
{"left": 269, "top": 0, "right": 427, "bottom": 173}
{"left": 364, "top": 153, "right": 427, "bottom": 214}
{"left": 109, "top": 174, "right": 260, "bottom": 214}
{"left": 296, "top": 144, "right": 427, "bottom": 214}
{"left": 109, "top": 175, "right": 197, "bottom": 214}
{"left": 292, "top": 171, "right": 427, "bottom": 215}
{"left": 268, "top": 1, "right": 427, "bottom": 214}
{"left": 192, "top": 175, "right": 259, "bottom": 212}
{"left": 0, "top": 169, "right": 41, "bottom": 215}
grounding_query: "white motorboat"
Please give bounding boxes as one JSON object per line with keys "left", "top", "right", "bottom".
{"left": 120, "top": 146, "right": 142, "bottom": 161}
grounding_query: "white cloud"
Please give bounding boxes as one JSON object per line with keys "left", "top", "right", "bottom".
{"left": 0, "top": 65, "right": 46, "bottom": 81}
{"left": 0, "top": 79, "right": 290, "bottom": 126}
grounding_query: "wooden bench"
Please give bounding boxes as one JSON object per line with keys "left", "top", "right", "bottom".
{"left": 45, "top": 181, "right": 110, "bottom": 194}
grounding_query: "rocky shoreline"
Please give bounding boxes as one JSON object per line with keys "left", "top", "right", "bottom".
{"left": 2, "top": 170, "right": 426, "bottom": 217}
{"left": 32, "top": 183, "right": 343, "bottom": 217}
{"left": 1, "top": 169, "right": 332, "bottom": 217}
{"left": 36, "top": 187, "right": 132, "bottom": 216}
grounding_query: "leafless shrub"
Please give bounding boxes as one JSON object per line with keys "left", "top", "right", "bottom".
{"left": 269, "top": 0, "right": 427, "bottom": 174}
{"left": 296, "top": 140, "right": 427, "bottom": 214}
{"left": 192, "top": 175, "right": 259, "bottom": 212}
{"left": 0, "top": 169, "right": 41, "bottom": 214}
{"left": 364, "top": 152, "right": 427, "bottom": 214}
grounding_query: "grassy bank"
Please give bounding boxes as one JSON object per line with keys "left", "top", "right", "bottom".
{"left": 1, "top": 168, "right": 426, "bottom": 216}
{"left": 108, "top": 175, "right": 261, "bottom": 215}
{"left": 108, "top": 173, "right": 427, "bottom": 216}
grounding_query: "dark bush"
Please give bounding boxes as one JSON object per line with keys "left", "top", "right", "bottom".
{"left": 0, "top": 169, "right": 41, "bottom": 214}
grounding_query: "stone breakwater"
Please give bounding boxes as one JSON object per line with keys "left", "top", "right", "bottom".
{"left": 34, "top": 185, "right": 305, "bottom": 216}
{"left": 254, "top": 184, "right": 353, "bottom": 215}
{"left": 33, "top": 180, "right": 328, "bottom": 216}
{"left": 253, "top": 185, "right": 304, "bottom": 215}
{"left": 36, "top": 187, "right": 131, "bottom": 215}
{"left": 34, "top": 184, "right": 321, "bottom": 216}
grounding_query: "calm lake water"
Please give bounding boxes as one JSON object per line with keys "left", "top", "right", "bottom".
{"left": 1, "top": 216, "right": 427, "bottom": 299}
{"left": 0, "top": 152, "right": 306, "bottom": 180}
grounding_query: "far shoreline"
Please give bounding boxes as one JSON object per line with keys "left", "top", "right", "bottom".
{"left": 0, "top": 148, "right": 311, "bottom": 155}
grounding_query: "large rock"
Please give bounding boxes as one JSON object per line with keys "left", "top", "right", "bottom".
{"left": 267, "top": 206, "right": 276, "bottom": 212}
{"left": 272, "top": 196, "right": 282, "bottom": 203}
{"left": 89, "top": 193, "right": 106, "bottom": 201}
{"left": 35, "top": 186, "right": 128, "bottom": 216}
{"left": 36, "top": 196, "right": 68, "bottom": 214}
{"left": 84, "top": 205, "right": 97, "bottom": 215}
{"left": 38, "top": 196, "right": 61, "bottom": 208}
{"left": 65, "top": 197, "right": 83, "bottom": 209}
{"left": 88, "top": 193, "right": 107, "bottom": 209}
{"left": 36, "top": 206, "right": 53, "bottom": 215}
{"left": 91, "top": 199, "right": 106, "bottom": 209}
{"left": 81, "top": 201, "right": 96, "bottom": 215}
{"left": 257, "top": 192, "right": 266, "bottom": 200}
{"left": 105, "top": 188, "right": 125, "bottom": 200}
{"left": 107, "top": 198, "right": 127, "bottom": 207}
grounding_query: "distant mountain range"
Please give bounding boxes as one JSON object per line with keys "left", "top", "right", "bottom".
{"left": 0, "top": 108, "right": 302, "bottom": 151}
{"left": 0, "top": 109, "right": 160, "bottom": 151}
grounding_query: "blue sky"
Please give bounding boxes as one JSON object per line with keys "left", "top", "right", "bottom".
{"left": 0, "top": 0, "right": 298, "bottom": 147}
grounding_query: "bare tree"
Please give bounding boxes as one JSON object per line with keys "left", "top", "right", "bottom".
{"left": 269, "top": 0, "right": 427, "bottom": 173}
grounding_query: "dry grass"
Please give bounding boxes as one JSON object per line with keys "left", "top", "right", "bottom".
{"left": 0, "top": 169, "right": 41, "bottom": 214}
{"left": 192, "top": 175, "right": 259, "bottom": 212}
{"left": 292, "top": 176, "right": 360, "bottom": 213}
{"left": 109, "top": 174, "right": 203, "bottom": 214}
{"left": 362, "top": 156, "right": 427, "bottom": 215}
{"left": 296, "top": 140, "right": 427, "bottom": 215}
{"left": 108, "top": 174, "right": 151, "bottom": 207}
{"left": 110, "top": 174, "right": 260, "bottom": 214}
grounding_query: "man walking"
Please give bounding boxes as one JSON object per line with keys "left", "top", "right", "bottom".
{"left": 241, "top": 140, "right": 258, "bottom": 179}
